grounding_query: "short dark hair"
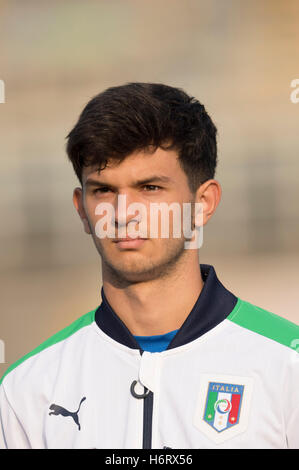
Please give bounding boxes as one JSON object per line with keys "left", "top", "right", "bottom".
{"left": 66, "top": 82, "right": 218, "bottom": 193}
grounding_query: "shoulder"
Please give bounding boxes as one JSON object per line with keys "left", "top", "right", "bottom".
{"left": 227, "top": 297, "right": 299, "bottom": 353}
{"left": 0, "top": 308, "right": 97, "bottom": 387}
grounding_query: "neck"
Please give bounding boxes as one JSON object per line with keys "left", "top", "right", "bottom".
{"left": 101, "top": 254, "right": 204, "bottom": 336}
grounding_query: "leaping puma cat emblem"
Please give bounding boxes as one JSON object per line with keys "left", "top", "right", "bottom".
{"left": 49, "top": 396, "right": 86, "bottom": 430}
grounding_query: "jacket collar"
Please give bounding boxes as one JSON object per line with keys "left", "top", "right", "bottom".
{"left": 94, "top": 264, "right": 238, "bottom": 351}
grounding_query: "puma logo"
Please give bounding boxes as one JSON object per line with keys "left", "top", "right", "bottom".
{"left": 49, "top": 396, "right": 86, "bottom": 430}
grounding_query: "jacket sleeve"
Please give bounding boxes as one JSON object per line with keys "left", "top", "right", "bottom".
{"left": 285, "top": 350, "right": 299, "bottom": 449}
{"left": 0, "top": 383, "right": 31, "bottom": 449}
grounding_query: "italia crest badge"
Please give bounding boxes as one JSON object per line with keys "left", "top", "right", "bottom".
{"left": 203, "top": 382, "right": 243, "bottom": 432}
{"left": 194, "top": 374, "right": 253, "bottom": 444}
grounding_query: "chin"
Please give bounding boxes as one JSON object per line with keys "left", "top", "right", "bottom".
{"left": 104, "top": 258, "right": 162, "bottom": 282}
{"left": 114, "top": 263, "right": 153, "bottom": 277}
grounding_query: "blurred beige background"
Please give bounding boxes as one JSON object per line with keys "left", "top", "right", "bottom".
{"left": 0, "top": 0, "right": 298, "bottom": 376}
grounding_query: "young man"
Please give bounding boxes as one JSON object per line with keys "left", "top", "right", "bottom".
{"left": 0, "top": 83, "right": 298, "bottom": 449}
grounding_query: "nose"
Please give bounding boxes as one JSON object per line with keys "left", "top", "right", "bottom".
{"left": 113, "top": 194, "right": 142, "bottom": 236}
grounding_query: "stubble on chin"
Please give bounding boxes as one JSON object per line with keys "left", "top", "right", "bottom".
{"left": 98, "top": 238, "right": 188, "bottom": 287}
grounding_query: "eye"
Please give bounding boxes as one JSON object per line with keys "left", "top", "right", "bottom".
{"left": 143, "top": 185, "right": 161, "bottom": 191}
{"left": 93, "top": 187, "right": 111, "bottom": 194}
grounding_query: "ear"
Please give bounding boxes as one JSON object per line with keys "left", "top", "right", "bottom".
{"left": 73, "top": 187, "right": 92, "bottom": 235}
{"left": 194, "top": 179, "right": 222, "bottom": 227}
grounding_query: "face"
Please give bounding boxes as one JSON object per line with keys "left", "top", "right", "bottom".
{"left": 73, "top": 148, "right": 219, "bottom": 285}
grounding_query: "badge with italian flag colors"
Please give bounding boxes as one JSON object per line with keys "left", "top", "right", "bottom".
{"left": 194, "top": 374, "right": 253, "bottom": 444}
{"left": 203, "top": 382, "right": 244, "bottom": 432}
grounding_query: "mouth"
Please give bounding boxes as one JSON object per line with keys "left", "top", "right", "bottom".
{"left": 114, "top": 236, "right": 147, "bottom": 242}
{"left": 113, "top": 237, "right": 148, "bottom": 249}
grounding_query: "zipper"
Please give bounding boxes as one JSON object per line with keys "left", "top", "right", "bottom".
{"left": 142, "top": 390, "right": 154, "bottom": 449}
{"left": 130, "top": 347, "right": 154, "bottom": 449}
{"left": 130, "top": 380, "right": 154, "bottom": 449}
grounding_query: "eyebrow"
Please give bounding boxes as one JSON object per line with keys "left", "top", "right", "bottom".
{"left": 84, "top": 175, "right": 173, "bottom": 189}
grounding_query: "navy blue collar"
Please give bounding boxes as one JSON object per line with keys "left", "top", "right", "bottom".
{"left": 94, "top": 264, "right": 238, "bottom": 351}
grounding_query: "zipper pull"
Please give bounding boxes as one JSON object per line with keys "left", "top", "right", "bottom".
{"left": 130, "top": 380, "right": 150, "bottom": 399}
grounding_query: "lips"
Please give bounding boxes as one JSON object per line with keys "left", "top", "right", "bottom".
{"left": 114, "top": 237, "right": 147, "bottom": 243}
{"left": 113, "top": 237, "right": 148, "bottom": 249}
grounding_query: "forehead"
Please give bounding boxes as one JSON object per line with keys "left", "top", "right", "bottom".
{"left": 81, "top": 147, "right": 187, "bottom": 184}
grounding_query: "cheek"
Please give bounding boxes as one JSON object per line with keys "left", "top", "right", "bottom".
{"left": 147, "top": 209, "right": 186, "bottom": 239}
{"left": 88, "top": 201, "right": 112, "bottom": 232}
{"left": 82, "top": 197, "right": 95, "bottom": 219}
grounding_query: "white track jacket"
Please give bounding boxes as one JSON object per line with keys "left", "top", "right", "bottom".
{"left": 0, "top": 264, "right": 298, "bottom": 449}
